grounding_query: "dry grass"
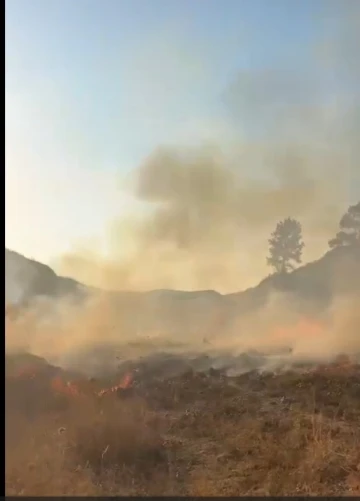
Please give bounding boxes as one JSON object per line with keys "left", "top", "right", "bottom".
{"left": 5, "top": 359, "right": 360, "bottom": 496}
{"left": 6, "top": 397, "right": 172, "bottom": 496}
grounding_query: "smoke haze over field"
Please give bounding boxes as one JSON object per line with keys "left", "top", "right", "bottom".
{"left": 5, "top": 245, "right": 360, "bottom": 377}
{"left": 5, "top": 2, "right": 360, "bottom": 379}
{"left": 55, "top": 2, "right": 360, "bottom": 293}
{"left": 5, "top": 280, "right": 360, "bottom": 378}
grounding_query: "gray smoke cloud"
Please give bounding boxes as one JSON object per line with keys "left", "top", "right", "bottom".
{"left": 54, "top": 2, "right": 359, "bottom": 294}
{"left": 5, "top": 2, "right": 360, "bottom": 378}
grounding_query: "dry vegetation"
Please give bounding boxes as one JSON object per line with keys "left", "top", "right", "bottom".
{"left": 5, "top": 354, "right": 360, "bottom": 497}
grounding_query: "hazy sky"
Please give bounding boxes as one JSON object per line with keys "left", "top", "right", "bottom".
{"left": 5, "top": 0, "right": 357, "bottom": 269}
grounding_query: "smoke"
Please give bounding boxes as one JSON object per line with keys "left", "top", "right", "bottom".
{"left": 5, "top": 277, "right": 360, "bottom": 378}
{"left": 55, "top": 2, "right": 360, "bottom": 293}
{"left": 219, "top": 292, "right": 360, "bottom": 365}
{"left": 5, "top": 3, "right": 360, "bottom": 378}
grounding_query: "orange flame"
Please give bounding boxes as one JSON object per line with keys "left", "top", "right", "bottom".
{"left": 120, "top": 372, "right": 133, "bottom": 389}
{"left": 10, "top": 366, "right": 134, "bottom": 400}
{"left": 272, "top": 318, "right": 325, "bottom": 345}
{"left": 97, "top": 372, "right": 133, "bottom": 397}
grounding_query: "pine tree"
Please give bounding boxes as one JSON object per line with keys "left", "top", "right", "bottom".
{"left": 329, "top": 201, "right": 360, "bottom": 248}
{"left": 267, "top": 217, "right": 304, "bottom": 274}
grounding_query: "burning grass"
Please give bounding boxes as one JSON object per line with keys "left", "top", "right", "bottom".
{"left": 5, "top": 355, "right": 360, "bottom": 496}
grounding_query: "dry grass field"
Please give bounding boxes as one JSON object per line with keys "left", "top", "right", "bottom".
{"left": 5, "top": 353, "right": 360, "bottom": 496}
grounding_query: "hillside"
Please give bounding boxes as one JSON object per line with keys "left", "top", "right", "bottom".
{"left": 5, "top": 249, "right": 88, "bottom": 306}
{"left": 5, "top": 245, "right": 360, "bottom": 339}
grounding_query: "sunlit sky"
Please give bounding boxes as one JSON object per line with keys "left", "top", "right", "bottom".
{"left": 5, "top": 0, "right": 354, "bottom": 267}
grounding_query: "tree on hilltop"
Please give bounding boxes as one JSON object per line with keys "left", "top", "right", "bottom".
{"left": 267, "top": 217, "right": 304, "bottom": 274}
{"left": 329, "top": 201, "right": 360, "bottom": 249}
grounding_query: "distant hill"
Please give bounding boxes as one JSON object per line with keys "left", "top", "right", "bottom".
{"left": 231, "top": 244, "right": 360, "bottom": 311}
{"left": 5, "top": 248, "right": 88, "bottom": 306}
{"left": 5, "top": 245, "right": 360, "bottom": 338}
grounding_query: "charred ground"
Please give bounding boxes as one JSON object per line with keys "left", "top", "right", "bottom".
{"left": 5, "top": 352, "right": 360, "bottom": 496}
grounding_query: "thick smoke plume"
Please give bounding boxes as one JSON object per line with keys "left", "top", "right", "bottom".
{"left": 5, "top": 2, "right": 360, "bottom": 377}
{"left": 55, "top": 2, "right": 360, "bottom": 293}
